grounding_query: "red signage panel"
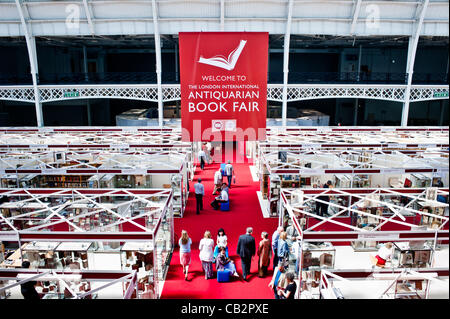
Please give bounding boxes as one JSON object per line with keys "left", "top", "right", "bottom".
{"left": 179, "top": 32, "right": 268, "bottom": 142}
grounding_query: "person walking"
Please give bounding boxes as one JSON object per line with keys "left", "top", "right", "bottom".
{"left": 213, "top": 168, "right": 223, "bottom": 195}
{"left": 198, "top": 149, "right": 207, "bottom": 170}
{"left": 194, "top": 178, "right": 204, "bottom": 215}
{"left": 206, "top": 142, "right": 212, "bottom": 164}
{"left": 277, "top": 231, "right": 289, "bottom": 264}
{"left": 225, "top": 160, "right": 234, "bottom": 188}
{"left": 318, "top": 180, "right": 332, "bottom": 216}
{"left": 291, "top": 236, "right": 302, "bottom": 276}
{"left": 268, "top": 263, "right": 288, "bottom": 299}
{"left": 199, "top": 230, "right": 215, "bottom": 279}
{"left": 178, "top": 230, "right": 192, "bottom": 281}
{"left": 236, "top": 227, "right": 256, "bottom": 281}
{"left": 257, "top": 231, "right": 272, "bottom": 278}
{"left": 271, "top": 226, "right": 283, "bottom": 270}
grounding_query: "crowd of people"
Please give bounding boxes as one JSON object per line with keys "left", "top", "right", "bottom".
{"left": 178, "top": 225, "right": 298, "bottom": 299}
{"left": 188, "top": 149, "right": 297, "bottom": 299}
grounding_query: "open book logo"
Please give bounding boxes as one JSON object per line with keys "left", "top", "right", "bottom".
{"left": 198, "top": 40, "right": 247, "bottom": 71}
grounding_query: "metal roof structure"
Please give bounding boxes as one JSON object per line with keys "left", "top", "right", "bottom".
{"left": 0, "top": 149, "right": 187, "bottom": 175}
{"left": 263, "top": 126, "right": 450, "bottom": 149}
{"left": 0, "top": 0, "right": 448, "bottom": 37}
{"left": 319, "top": 268, "right": 449, "bottom": 299}
{"left": 280, "top": 187, "right": 449, "bottom": 241}
{"left": 0, "top": 188, "right": 173, "bottom": 241}
{"left": 260, "top": 148, "right": 449, "bottom": 175}
{"left": 0, "top": 127, "right": 190, "bottom": 151}
{"left": 0, "top": 268, "right": 138, "bottom": 299}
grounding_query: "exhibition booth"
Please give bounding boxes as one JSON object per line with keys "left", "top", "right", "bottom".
{"left": 0, "top": 188, "right": 174, "bottom": 299}
{"left": 278, "top": 187, "right": 449, "bottom": 299}
{"left": 257, "top": 150, "right": 448, "bottom": 217}
{"left": 0, "top": 268, "right": 140, "bottom": 299}
{"left": 0, "top": 150, "right": 189, "bottom": 217}
{"left": 318, "top": 268, "right": 449, "bottom": 299}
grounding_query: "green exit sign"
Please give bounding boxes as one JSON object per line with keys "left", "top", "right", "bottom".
{"left": 433, "top": 91, "right": 449, "bottom": 98}
{"left": 64, "top": 91, "right": 80, "bottom": 98}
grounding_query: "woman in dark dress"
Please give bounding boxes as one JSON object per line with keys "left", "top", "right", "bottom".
{"left": 278, "top": 272, "right": 297, "bottom": 299}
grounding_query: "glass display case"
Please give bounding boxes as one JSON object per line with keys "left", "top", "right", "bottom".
{"left": 22, "top": 241, "right": 60, "bottom": 269}
{"left": 120, "top": 242, "right": 155, "bottom": 299}
{"left": 153, "top": 206, "right": 174, "bottom": 298}
{"left": 391, "top": 241, "right": 434, "bottom": 268}
{"left": 0, "top": 174, "right": 18, "bottom": 188}
{"left": 100, "top": 174, "right": 116, "bottom": 188}
{"left": 114, "top": 175, "right": 136, "bottom": 188}
{"left": 334, "top": 174, "right": 351, "bottom": 188}
{"left": 55, "top": 242, "right": 92, "bottom": 270}
{"left": 261, "top": 171, "right": 269, "bottom": 200}
{"left": 417, "top": 201, "right": 447, "bottom": 229}
{"left": 410, "top": 173, "right": 432, "bottom": 188}
{"left": 18, "top": 174, "right": 39, "bottom": 188}
{"left": 300, "top": 242, "right": 336, "bottom": 299}
{"left": 171, "top": 174, "right": 183, "bottom": 217}
{"left": 269, "top": 174, "right": 281, "bottom": 216}
{"left": 353, "top": 174, "right": 371, "bottom": 188}
{"left": 15, "top": 272, "right": 98, "bottom": 299}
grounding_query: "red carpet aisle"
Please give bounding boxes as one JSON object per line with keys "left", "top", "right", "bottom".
{"left": 160, "top": 162, "right": 277, "bottom": 299}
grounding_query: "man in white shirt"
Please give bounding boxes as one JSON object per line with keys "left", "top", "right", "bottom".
{"left": 211, "top": 184, "right": 229, "bottom": 210}
{"left": 206, "top": 142, "right": 212, "bottom": 164}
{"left": 198, "top": 149, "right": 207, "bottom": 170}
{"left": 194, "top": 178, "right": 205, "bottom": 215}
{"left": 225, "top": 160, "right": 234, "bottom": 188}
{"left": 213, "top": 168, "right": 223, "bottom": 195}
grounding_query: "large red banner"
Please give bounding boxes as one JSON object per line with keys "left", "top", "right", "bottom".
{"left": 179, "top": 32, "right": 268, "bottom": 142}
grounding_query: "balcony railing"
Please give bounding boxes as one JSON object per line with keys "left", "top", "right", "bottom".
{"left": 0, "top": 71, "right": 447, "bottom": 86}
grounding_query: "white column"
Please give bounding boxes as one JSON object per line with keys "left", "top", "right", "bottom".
{"left": 354, "top": 45, "right": 362, "bottom": 125}
{"left": 281, "top": 0, "right": 294, "bottom": 127}
{"left": 439, "top": 100, "right": 445, "bottom": 126}
{"left": 152, "top": 0, "right": 164, "bottom": 127}
{"left": 350, "top": 0, "right": 362, "bottom": 36}
{"left": 83, "top": 46, "right": 92, "bottom": 126}
{"left": 220, "top": 0, "right": 225, "bottom": 31}
{"left": 174, "top": 41, "right": 179, "bottom": 82}
{"left": 15, "top": 0, "right": 43, "bottom": 127}
{"left": 401, "top": 0, "right": 429, "bottom": 127}
{"left": 82, "top": 0, "right": 95, "bottom": 35}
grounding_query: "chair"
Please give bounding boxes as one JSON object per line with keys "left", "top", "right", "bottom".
{"left": 220, "top": 201, "right": 230, "bottom": 211}
{"left": 217, "top": 270, "right": 230, "bottom": 283}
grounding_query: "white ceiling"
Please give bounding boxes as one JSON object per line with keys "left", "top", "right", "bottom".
{"left": 0, "top": 0, "right": 448, "bottom": 37}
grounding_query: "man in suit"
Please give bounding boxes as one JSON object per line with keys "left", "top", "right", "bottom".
{"left": 236, "top": 227, "right": 256, "bottom": 281}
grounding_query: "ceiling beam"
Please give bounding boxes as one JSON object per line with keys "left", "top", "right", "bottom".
{"left": 350, "top": 0, "right": 362, "bottom": 36}
{"left": 82, "top": 0, "right": 95, "bottom": 36}
{"left": 401, "top": 0, "right": 430, "bottom": 127}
